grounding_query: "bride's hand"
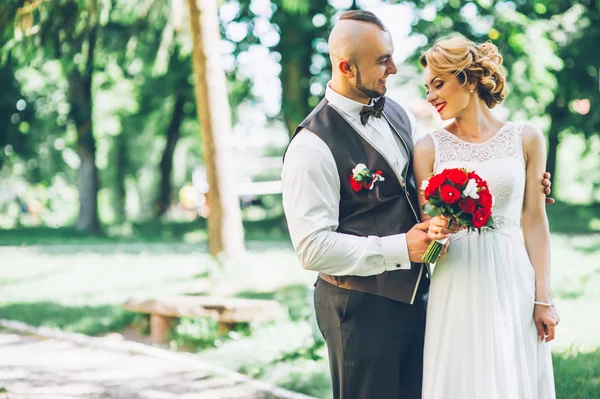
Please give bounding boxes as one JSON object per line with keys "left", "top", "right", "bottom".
{"left": 428, "top": 215, "right": 462, "bottom": 241}
{"left": 534, "top": 304, "right": 560, "bottom": 342}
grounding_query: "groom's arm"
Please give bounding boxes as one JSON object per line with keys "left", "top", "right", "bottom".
{"left": 281, "top": 130, "right": 411, "bottom": 277}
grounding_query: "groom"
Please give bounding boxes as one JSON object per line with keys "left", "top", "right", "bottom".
{"left": 281, "top": 10, "right": 552, "bottom": 399}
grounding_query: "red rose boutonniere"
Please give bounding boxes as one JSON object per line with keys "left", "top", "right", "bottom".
{"left": 349, "top": 163, "right": 385, "bottom": 192}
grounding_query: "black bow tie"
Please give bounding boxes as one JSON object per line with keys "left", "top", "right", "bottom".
{"left": 359, "top": 97, "right": 386, "bottom": 125}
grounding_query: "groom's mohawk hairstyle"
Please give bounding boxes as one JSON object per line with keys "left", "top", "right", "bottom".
{"left": 339, "top": 10, "right": 387, "bottom": 31}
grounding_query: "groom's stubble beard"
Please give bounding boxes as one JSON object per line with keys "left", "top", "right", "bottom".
{"left": 355, "top": 64, "right": 386, "bottom": 99}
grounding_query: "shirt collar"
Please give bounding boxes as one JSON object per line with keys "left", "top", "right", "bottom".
{"left": 326, "top": 83, "right": 381, "bottom": 122}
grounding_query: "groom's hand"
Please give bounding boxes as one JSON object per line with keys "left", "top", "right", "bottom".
{"left": 407, "top": 220, "right": 433, "bottom": 262}
{"left": 543, "top": 172, "right": 554, "bottom": 204}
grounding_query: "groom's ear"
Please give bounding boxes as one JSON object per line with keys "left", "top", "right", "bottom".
{"left": 339, "top": 60, "right": 355, "bottom": 78}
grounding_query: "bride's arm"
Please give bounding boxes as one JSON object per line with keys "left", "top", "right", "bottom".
{"left": 522, "top": 125, "right": 560, "bottom": 342}
{"left": 413, "top": 135, "right": 453, "bottom": 242}
{"left": 413, "top": 135, "right": 435, "bottom": 222}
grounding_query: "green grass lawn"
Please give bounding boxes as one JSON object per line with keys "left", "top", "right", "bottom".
{"left": 0, "top": 224, "right": 599, "bottom": 398}
{"left": 0, "top": 217, "right": 290, "bottom": 246}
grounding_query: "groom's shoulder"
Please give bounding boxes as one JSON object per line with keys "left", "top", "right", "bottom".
{"left": 286, "top": 127, "right": 330, "bottom": 157}
{"left": 384, "top": 96, "right": 410, "bottom": 111}
{"left": 383, "top": 96, "right": 405, "bottom": 113}
{"left": 384, "top": 97, "right": 420, "bottom": 139}
{"left": 384, "top": 96, "right": 401, "bottom": 106}
{"left": 383, "top": 96, "right": 413, "bottom": 122}
{"left": 299, "top": 97, "right": 331, "bottom": 127}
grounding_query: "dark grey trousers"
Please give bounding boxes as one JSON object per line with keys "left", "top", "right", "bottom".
{"left": 314, "top": 277, "right": 429, "bottom": 399}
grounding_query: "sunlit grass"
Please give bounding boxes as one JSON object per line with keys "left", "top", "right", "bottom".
{"left": 0, "top": 217, "right": 290, "bottom": 246}
{"left": 554, "top": 349, "right": 600, "bottom": 399}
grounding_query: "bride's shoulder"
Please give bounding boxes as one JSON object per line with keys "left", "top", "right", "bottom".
{"left": 520, "top": 124, "right": 544, "bottom": 144}
{"left": 519, "top": 124, "right": 546, "bottom": 158}
{"left": 520, "top": 123, "right": 543, "bottom": 136}
{"left": 414, "top": 133, "right": 436, "bottom": 157}
{"left": 415, "top": 127, "right": 446, "bottom": 146}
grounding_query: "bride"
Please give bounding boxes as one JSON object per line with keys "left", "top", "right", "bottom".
{"left": 413, "top": 37, "right": 560, "bottom": 399}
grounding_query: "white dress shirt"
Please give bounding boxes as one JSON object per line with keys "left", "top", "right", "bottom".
{"left": 281, "top": 84, "right": 420, "bottom": 277}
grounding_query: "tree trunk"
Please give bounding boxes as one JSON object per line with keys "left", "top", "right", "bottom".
{"left": 65, "top": 1, "right": 100, "bottom": 234}
{"left": 276, "top": 17, "right": 312, "bottom": 137}
{"left": 114, "top": 132, "right": 127, "bottom": 223}
{"left": 156, "top": 91, "right": 186, "bottom": 216}
{"left": 77, "top": 140, "right": 100, "bottom": 233}
{"left": 67, "top": 71, "right": 100, "bottom": 234}
{"left": 281, "top": 57, "right": 306, "bottom": 137}
{"left": 186, "top": 0, "right": 245, "bottom": 257}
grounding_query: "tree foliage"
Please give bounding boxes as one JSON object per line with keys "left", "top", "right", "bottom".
{"left": 229, "top": 0, "right": 339, "bottom": 136}
{"left": 408, "top": 0, "right": 599, "bottom": 191}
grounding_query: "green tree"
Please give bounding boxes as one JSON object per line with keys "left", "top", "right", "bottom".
{"left": 6, "top": 0, "right": 105, "bottom": 233}
{"left": 108, "top": 0, "right": 254, "bottom": 220}
{"left": 0, "top": 53, "right": 34, "bottom": 171}
{"left": 537, "top": 2, "right": 599, "bottom": 188}
{"left": 231, "top": 0, "right": 338, "bottom": 136}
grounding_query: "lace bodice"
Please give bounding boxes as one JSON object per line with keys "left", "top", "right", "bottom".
{"left": 429, "top": 122, "right": 525, "bottom": 232}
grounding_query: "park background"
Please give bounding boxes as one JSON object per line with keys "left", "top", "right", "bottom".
{"left": 0, "top": 0, "right": 599, "bottom": 398}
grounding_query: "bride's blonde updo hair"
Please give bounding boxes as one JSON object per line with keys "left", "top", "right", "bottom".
{"left": 420, "top": 36, "right": 508, "bottom": 109}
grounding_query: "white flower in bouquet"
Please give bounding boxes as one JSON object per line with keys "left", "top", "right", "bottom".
{"left": 462, "top": 179, "right": 480, "bottom": 199}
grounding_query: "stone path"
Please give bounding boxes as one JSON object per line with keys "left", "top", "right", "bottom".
{"left": 0, "top": 321, "right": 317, "bottom": 399}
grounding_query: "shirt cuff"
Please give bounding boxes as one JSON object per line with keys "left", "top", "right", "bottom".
{"left": 379, "top": 233, "right": 412, "bottom": 271}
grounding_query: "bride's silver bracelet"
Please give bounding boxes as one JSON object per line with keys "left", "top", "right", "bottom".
{"left": 534, "top": 301, "right": 555, "bottom": 307}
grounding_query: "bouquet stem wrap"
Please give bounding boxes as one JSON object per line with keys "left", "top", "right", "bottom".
{"left": 422, "top": 237, "right": 449, "bottom": 264}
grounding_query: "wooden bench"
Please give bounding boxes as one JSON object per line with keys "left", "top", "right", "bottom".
{"left": 123, "top": 295, "right": 287, "bottom": 343}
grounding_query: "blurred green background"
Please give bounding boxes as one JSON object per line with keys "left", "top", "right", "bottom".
{"left": 0, "top": 0, "right": 599, "bottom": 398}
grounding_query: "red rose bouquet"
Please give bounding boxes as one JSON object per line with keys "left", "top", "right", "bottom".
{"left": 420, "top": 168, "right": 495, "bottom": 263}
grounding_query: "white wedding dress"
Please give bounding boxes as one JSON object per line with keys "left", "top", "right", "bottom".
{"left": 422, "top": 122, "right": 556, "bottom": 399}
